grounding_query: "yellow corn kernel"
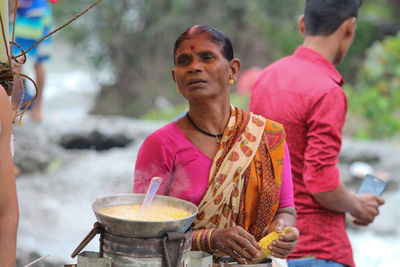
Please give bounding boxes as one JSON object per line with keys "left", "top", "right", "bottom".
{"left": 258, "top": 227, "right": 293, "bottom": 258}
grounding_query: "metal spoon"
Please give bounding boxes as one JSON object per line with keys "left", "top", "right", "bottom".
{"left": 141, "top": 176, "right": 163, "bottom": 211}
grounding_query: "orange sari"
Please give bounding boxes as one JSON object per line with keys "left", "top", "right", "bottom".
{"left": 193, "top": 106, "right": 286, "bottom": 241}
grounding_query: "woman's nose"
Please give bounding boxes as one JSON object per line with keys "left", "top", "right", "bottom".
{"left": 188, "top": 59, "right": 202, "bottom": 73}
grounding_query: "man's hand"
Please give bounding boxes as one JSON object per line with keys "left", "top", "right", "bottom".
{"left": 352, "top": 193, "right": 385, "bottom": 226}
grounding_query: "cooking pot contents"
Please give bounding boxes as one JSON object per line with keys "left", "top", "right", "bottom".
{"left": 93, "top": 194, "right": 198, "bottom": 237}
{"left": 141, "top": 176, "right": 163, "bottom": 211}
{"left": 100, "top": 203, "right": 192, "bottom": 221}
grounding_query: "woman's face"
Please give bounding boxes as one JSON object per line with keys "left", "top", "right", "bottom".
{"left": 172, "top": 35, "right": 238, "bottom": 101}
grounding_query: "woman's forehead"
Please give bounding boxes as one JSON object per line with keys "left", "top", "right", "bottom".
{"left": 176, "top": 35, "right": 223, "bottom": 53}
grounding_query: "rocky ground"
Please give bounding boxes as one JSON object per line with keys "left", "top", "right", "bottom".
{"left": 12, "top": 114, "right": 400, "bottom": 267}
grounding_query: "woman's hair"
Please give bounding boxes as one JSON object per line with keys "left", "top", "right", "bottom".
{"left": 173, "top": 25, "right": 234, "bottom": 64}
{"left": 304, "top": 0, "right": 362, "bottom": 36}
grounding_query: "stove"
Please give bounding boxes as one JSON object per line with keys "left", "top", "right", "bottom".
{"left": 68, "top": 222, "right": 192, "bottom": 267}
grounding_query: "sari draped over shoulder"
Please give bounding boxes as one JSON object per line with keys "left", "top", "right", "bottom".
{"left": 193, "top": 106, "right": 286, "bottom": 241}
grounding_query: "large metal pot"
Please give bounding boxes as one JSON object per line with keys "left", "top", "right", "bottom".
{"left": 92, "top": 193, "right": 198, "bottom": 237}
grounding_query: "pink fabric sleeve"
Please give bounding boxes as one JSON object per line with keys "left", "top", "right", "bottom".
{"left": 278, "top": 142, "right": 294, "bottom": 208}
{"left": 133, "top": 123, "right": 212, "bottom": 205}
{"left": 303, "top": 86, "right": 346, "bottom": 193}
{"left": 133, "top": 135, "right": 173, "bottom": 195}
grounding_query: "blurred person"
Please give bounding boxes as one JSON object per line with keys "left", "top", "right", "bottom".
{"left": 0, "top": 84, "right": 19, "bottom": 266}
{"left": 134, "top": 25, "right": 299, "bottom": 264}
{"left": 250, "top": 1, "right": 385, "bottom": 266}
{"left": 236, "top": 66, "right": 262, "bottom": 96}
{"left": 11, "top": 0, "right": 53, "bottom": 122}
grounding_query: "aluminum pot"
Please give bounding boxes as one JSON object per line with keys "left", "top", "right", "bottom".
{"left": 92, "top": 193, "right": 198, "bottom": 238}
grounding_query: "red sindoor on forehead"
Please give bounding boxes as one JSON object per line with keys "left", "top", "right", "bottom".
{"left": 190, "top": 45, "right": 195, "bottom": 50}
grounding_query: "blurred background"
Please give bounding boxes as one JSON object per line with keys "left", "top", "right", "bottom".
{"left": 51, "top": 0, "right": 400, "bottom": 137}
{"left": 11, "top": 0, "right": 400, "bottom": 266}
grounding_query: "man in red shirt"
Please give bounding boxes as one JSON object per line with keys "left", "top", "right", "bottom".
{"left": 250, "top": 1, "right": 385, "bottom": 266}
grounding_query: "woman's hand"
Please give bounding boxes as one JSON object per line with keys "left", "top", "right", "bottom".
{"left": 211, "top": 226, "right": 260, "bottom": 264}
{"left": 263, "top": 219, "right": 299, "bottom": 259}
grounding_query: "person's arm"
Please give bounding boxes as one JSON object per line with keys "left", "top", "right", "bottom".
{"left": 0, "top": 87, "right": 19, "bottom": 267}
{"left": 304, "top": 86, "right": 384, "bottom": 225}
{"left": 276, "top": 142, "right": 294, "bottom": 211}
{"left": 269, "top": 142, "right": 296, "bottom": 232}
{"left": 264, "top": 143, "right": 298, "bottom": 258}
{"left": 312, "top": 184, "right": 384, "bottom": 225}
{"left": 267, "top": 141, "right": 296, "bottom": 228}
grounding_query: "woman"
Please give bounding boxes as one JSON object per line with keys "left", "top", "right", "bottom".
{"left": 134, "top": 25, "right": 298, "bottom": 264}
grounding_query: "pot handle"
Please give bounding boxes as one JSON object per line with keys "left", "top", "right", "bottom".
{"left": 71, "top": 222, "right": 102, "bottom": 258}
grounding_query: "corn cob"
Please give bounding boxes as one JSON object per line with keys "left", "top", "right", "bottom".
{"left": 258, "top": 227, "right": 293, "bottom": 258}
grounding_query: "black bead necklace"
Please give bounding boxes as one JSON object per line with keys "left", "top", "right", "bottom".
{"left": 186, "top": 112, "right": 224, "bottom": 144}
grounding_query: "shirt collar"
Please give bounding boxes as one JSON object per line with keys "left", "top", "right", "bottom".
{"left": 293, "top": 45, "right": 344, "bottom": 86}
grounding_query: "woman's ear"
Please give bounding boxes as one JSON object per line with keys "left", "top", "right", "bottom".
{"left": 229, "top": 58, "right": 241, "bottom": 81}
{"left": 298, "top": 15, "right": 306, "bottom": 36}
{"left": 172, "top": 69, "right": 181, "bottom": 93}
{"left": 171, "top": 69, "right": 176, "bottom": 84}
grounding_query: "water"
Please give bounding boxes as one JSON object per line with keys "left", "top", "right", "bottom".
{"left": 349, "top": 231, "right": 400, "bottom": 266}
{"left": 349, "top": 188, "right": 400, "bottom": 266}
{"left": 20, "top": 38, "right": 100, "bottom": 121}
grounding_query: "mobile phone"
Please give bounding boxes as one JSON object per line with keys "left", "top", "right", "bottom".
{"left": 357, "top": 174, "right": 388, "bottom": 196}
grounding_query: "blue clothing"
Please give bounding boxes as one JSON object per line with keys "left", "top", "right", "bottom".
{"left": 17, "top": 0, "right": 49, "bottom": 18}
{"left": 10, "top": 0, "right": 53, "bottom": 63}
{"left": 288, "top": 258, "right": 350, "bottom": 267}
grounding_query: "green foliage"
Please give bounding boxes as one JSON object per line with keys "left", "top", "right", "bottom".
{"left": 230, "top": 92, "right": 250, "bottom": 111}
{"left": 338, "top": 17, "right": 383, "bottom": 83}
{"left": 52, "top": 0, "right": 306, "bottom": 117}
{"left": 363, "top": 0, "right": 400, "bottom": 25}
{"left": 142, "top": 102, "right": 187, "bottom": 121}
{"left": 346, "top": 32, "right": 400, "bottom": 138}
{"left": 52, "top": 0, "right": 400, "bottom": 126}
{"left": 247, "top": 1, "right": 304, "bottom": 62}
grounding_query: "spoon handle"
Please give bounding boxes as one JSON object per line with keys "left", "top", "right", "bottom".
{"left": 141, "top": 176, "right": 163, "bottom": 211}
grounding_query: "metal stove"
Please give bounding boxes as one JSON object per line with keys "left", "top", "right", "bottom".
{"left": 67, "top": 222, "right": 192, "bottom": 267}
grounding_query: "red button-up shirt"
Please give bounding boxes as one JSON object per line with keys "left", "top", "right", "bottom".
{"left": 250, "top": 46, "right": 354, "bottom": 267}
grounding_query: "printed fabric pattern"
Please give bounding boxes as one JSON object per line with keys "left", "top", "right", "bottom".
{"left": 193, "top": 106, "right": 286, "bottom": 241}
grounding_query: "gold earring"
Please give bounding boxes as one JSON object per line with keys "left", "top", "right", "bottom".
{"left": 228, "top": 74, "right": 234, "bottom": 86}
{"left": 176, "top": 87, "right": 181, "bottom": 94}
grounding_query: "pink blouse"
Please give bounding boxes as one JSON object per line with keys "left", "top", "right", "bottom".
{"left": 134, "top": 122, "right": 294, "bottom": 208}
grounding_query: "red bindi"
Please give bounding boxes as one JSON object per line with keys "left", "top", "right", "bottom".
{"left": 190, "top": 45, "right": 195, "bottom": 50}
